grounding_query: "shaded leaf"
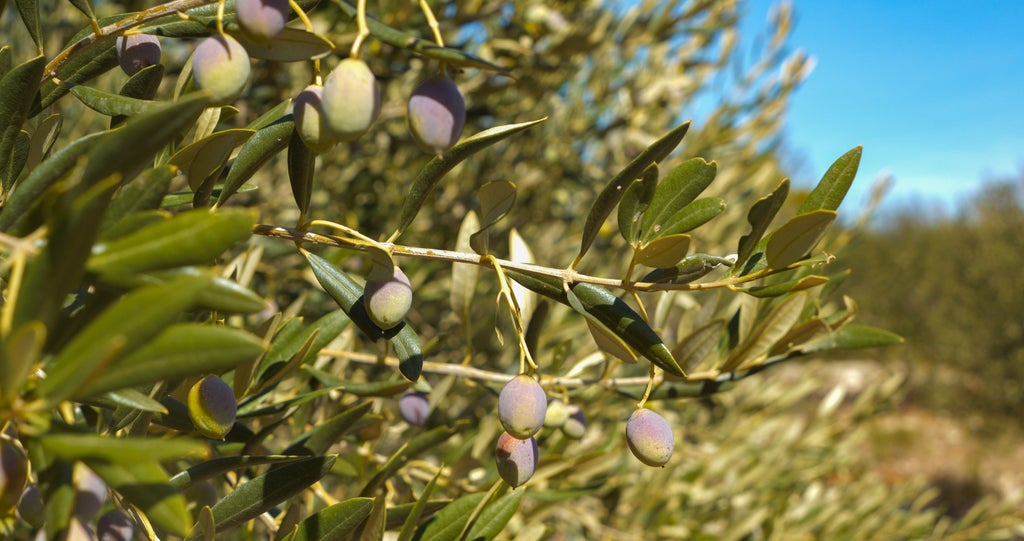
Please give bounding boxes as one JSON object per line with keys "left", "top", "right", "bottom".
{"left": 801, "top": 324, "right": 904, "bottom": 353}
{"left": 415, "top": 492, "right": 488, "bottom": 541}
{"left": 397, "top": 470, "right": 442, "bottom": 541}
{"left": 287, "top": 128, "right": 315, "bottom": 215}
{"left": 672, "top": 319, "right": 724, "bottom": 373}
{"left": 101, "top": 165, "right": 174, "bottom": 233}
{"left": 743, "top": 275, "right": 829, "bottom": 298}
{"left": 167, "top": 128, "right": 253, "bottom": 191}
{"left": 640, "top": 253, "right": 733, "bottom": 284}
{"left": 234, "top": 28, "right": 333, "bottom": 61}
{"left": 13, "top": 0, "right": 42, "bottom": 50}
{"left": 87, "top": 459, "right": 191, "bottom": 536}
{"left": 450, "top": 211, "right": 480, "bottom": 324}
{"left": 282, "top": 401, "right": 374, "bottom": 456}
{"left": 574, "top": 121, "right": 690, "bottom": 267}
{"left": 735, "top": 178, "right": 790, "bottom": 271}
{"left": 169, "top": 455, "right": 309, "bottom": 489}
{"left": 765, "top": 210, "right": 836, "bottom": 269}
{"left": 393, "top": 118, "right": 546, "bottom": 239}
{"left": 635, "top": 234, "right": 691, "bottom": 268}
{"left": 289, "top": 497, "right": 375, "bottom": 541}
{"left": 470, "top": 180, "right": 516, "bottom": 255}
{"left": 465, "top": 490, "right": 524, "bottom": 541}
{"left": 111, "top": 63, "right": 165, "bottom": 127}
{"left": 617, "top": 163, "right": 658, "bottom": 246}
{"left": 0, "top": 55, "right": 45, "bottom": 190}
{"left": 360, "top": 422, "right": 467, "bottom": 496}
{"left": 721, "top": 293, "right": 807, "bottom": 372}
{"left": 25, "top": 112, "right": 62, "bottom": 172}
{"left": 217, "top": 115, "right": 294, "bottom": 205}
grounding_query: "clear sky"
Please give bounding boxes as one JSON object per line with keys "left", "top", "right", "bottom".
{"left": 744, "top": 1, "right": 1024, "bottom": 214}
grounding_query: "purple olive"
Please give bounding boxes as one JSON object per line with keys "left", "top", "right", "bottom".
{"left": 494, "top": 432, "right": 538, "bottom": 488}
{"left": 97, "top": 510, "right": 134, "bottom": 541}
{"left": 497, "top": 375, "right": 547, "bottom": 439}
{"left": 625, "top": 408, "right": 674, "bottom": 467}
{"left": 115, "top": 34, "right": 161, "bottom": 75}
{"left": 17, "top": 485, "right": 45, "bottom": 527}
{"left": 398, "top": 391, "right": 430, "bottom": 426}
{"left": 73, "top": 463, "right": 107, "bottom": 520}
{"left": 407, "top": 75, "right": 466, "bottom": 154}
{"left": 236, "top": 0, "right": 290, "bottom": 42}
{"left": 188, "top": 375, "right": 238, "bottom": 440}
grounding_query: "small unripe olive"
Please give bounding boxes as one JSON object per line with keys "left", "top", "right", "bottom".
{"left": 363, "top": 266, "right": 412, "bottom": 330}
{"left": 398, "top": 391, "right": 430, "bottom": 426}
{"left": 191, "top": 34, "right": 251, "bottom": 103}
{"left": 497, "top": 374, "right": 547, "bottom": 439}
{"left": 0, "top": 437, "right": 29, "bottom": 514}
{"left": 236, "top": 0, "right": 289, "bottom": 42}
{"left": 625, "top": 408, "right": 674, "bottom": 467}
{"left": 321, "top": 58, "right": 381, "bottom": 142}
{"left": 115, "top": 34, "right": 161, "bottom": 75}
{"left": 543, "top": 398, "right": 569, "bottom": 428}
{"left": 294, "top": 84, "right": 338, "bottom": 153}
{"left": 97, "top": 510, "right": 134, "bottom": 541}
{"left": 562, "top": 404, "right": 588, "bottom": 440}
{"left": 494, "top": 432, "right": 538, "bottom": 488}
{"left": 407, "top": 75, "right": 466, "bottom": 154}
{"left": 188, "top": 375, "right": 238, "bottom": 440}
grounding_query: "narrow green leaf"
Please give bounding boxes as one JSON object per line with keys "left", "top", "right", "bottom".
{"left": 25, "top": 112, "right": 63, "bottom": 173}
{"left": 101, "top": 165, "right": 174, "bottom": 233}
{"left": 206, "top": 455, "right": 336, "bottom": 533}
{"left": 288, "top": 498, "right": 375, "bottom": 541}
{"left": 76, "top": 323, "right": 266, "bottom": 398}
{"left": 393, "top": 118, "right": 546, "bottom": 239}
{"left": 617, "top": 163, "right": 659, "bottom": 246}
{"left": 282, "top": 401, "right": 373, "bottom": 456}
{"left": 0, "top": 47, "right": 10, "bottom": 79}
{"left": 639, "top": 253, "right": 733, "bottom": 284}
{"left": 234, "top": 28, "right": 333, "bottom": 61}
{"left": 764, "top": 210, "right": 837, "bottom": 269}
{"left": 303, "top": 250, "right": 422, "bottom": 381}
{"left": 639, "top": 157, "right": 717, "bottom": 242}
{"left": 38, "top": 34, "right": 118, "bottom": 110}
{"left": 13, "top": 0, "right": 42, "bottom": 51}
{"left": 574, "top": 121, "right": 690, "bottom": 267}
{"left": 0, "top": 55, "right": 45, "bottom": 190}
{"left": 287, "top": 128, "right": 315, "bottom": 215}
{"left": 389, "top": 501, "right": 450, "bottom": 531}
{"left": 39, "top": 274, "right": 212, "bottom": 402}
{"left": 0, "top": 321, "right": 45, "bottom": 397}
{"left": 798, "top": 146, "right": 862, "bottom": 213}
{"left": 735, "top": 178, "right": 790, "bottom": 271}
{"left": 68, "top": 83, "right": 159, "bottom": 117}
{"left": 87, "top": 459, "right": 191, "bottom": 537}
{"left": 635, "top": 234, "right": 691, "bottom": 268}
{"left": 644, "top": 197, "right": 725, "bottom": 241}
{"left": 97, "top": 266, "right": 267, "bottom": 314}
{"left": 8, "top": 129, "right": 30, "bottom": 185}
{"left": 39, "top": 434, "right": 207, "bottom": 463}
{"left": 470, "top": 180, "right": 516, "bottom": 255}
{"left": 672, "top": 319, "right": 724, "bottom": 373}
{"left": 583, "top": 313, "right": 638, "bottom": 364}
{"left": 67, "top": 0, "right": 97, "bottom": 22}
{"left": 169, "top": 455, "right": 309, "bottom": 489}
{"left": 356, "top": 491, "right": 387, "bottom": 541}
{"left": 101, "top": 388, "right": 169, "bottom": 413}
{"left": 504, "top": 271, "right": 684, "bottom": 376}
{"left": 299, "top": 369, "right": 413, "bottom": 398}
{"left": 111, "top": 64, "right": 166, "bottom": 127}
{"left": 721, "top": 293, "right": 807, "bottom": 372}
{"left": 415, "top": 492, "right": 488, "bottom": 541}
{"left": 88, "top": 207, "right": 256, "bottom": 276}
{"left": 397, "top": 470, "right": 442, "bottom": 541}
{"left": 508, "top": 228, "right": 537, "bottom": 326}
{"left": 217, "top": 115, "right": 294, "bottom": 205}
{"left": 465, "top": 490, "right": 523, "bottom": 541}
{"left": 802, "top": 324, "right": 904, "bottom": 353}
{"left": 168, "top": 128, "right": 253, "bottom": 192}
{"left": 255, "top": 309, "right": 350, "bottom": 385}
{"left": 451, "top": 211, "right": 481, "bottom": 324}
{"left": 743, "top": 275, "right": 829, "bottom": 298}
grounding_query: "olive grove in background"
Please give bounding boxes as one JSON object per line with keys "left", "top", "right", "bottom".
{"left": 0, "top": 0, "right": 1020, "bottom": 539}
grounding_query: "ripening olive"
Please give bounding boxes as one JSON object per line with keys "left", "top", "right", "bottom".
{"left": 321, "top": 58, "right": 381, "bottom": 142}
{"left": 625, "top": 408, "right": 674, "bottom": 467}
{"left": 497, "top": 374, "right": 547, "bottom": 439}
{"left": 191, "top": 34, "right": 251, "bottom": 103}
{"left": 363, "top": 266, "right": 412, "bottom": 330}
{"left": 188, "top": 375, "right": 238, "bottom": 440}
{"left": 494, "top": 432, "right": 538, "bottom": 488}
{"left": 407, "top": 75, "right": 466, "bottom": 154}
{"left": 17, "top": 485, "right": 45, "bottom": 527}
{"left": 544, "top": 398, "right": 570, "bottom": 429}
{"left": 398, "top": 391, "right": 430, "bottom": 426}
{"left": 97, "top": 510, "right": 134, "bottom": 541}
{"left": 0, "top": 437, "right": 29, "bottom": 514}
{"left": 73, "top": 463, "right": 107, "bottom": 521}
{"left": 115, "top": 34, "right": 161, "bottom": 76}
{"left": 562, "top": 404, "right": 588, "bottom": 440}
{"left": 236, "top": 0, "right": 290, "bottom": 42}
{"left": 294, "top": 84, "right": 338, "bottom": 153}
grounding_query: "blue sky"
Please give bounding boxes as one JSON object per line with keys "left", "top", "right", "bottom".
{"left": 744, "top": 1, "right": 1024, "bottom": 214}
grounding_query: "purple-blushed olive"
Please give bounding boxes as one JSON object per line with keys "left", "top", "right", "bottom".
{"left": 294, "top": 84, "right": 338, "bottom": 153}
{"left": 562, "top": 404, "right": 588, "bottom": 440}
{"left": 398, "top": 391, "right": 430, "bottom": 426}
{"left": 494, "top": 432, "right": 538, "bottom": 488}
{"left": 407, "top": 75, "right": 466, "bottom": 154}
{"left": 115, "top": 34, "right": 161, "bottom": 76}
{"left": 321, "top": 58, "right": 381, "bottom": 142}
{"left": 625, "top": 408, "right": 674, "bottom": 467}
{"left": 497, "top": 374, "right": 547, "bottom": 439}
{"left": 191, "top": 34, "right": 251, "bottom": 103}
{"left": 236, "top": 0, "right": 289, "bottom": 42}
{"left": 363, "top": 266, "right": 412, "bottom": 330}
{"left": 188, "top": 375, "right": 238, "bottom": 440}
{"left": 0, "top": 437, "right": 29, "bottom": 514}
{"left": 18, "top": 485, "right": 45, "bottom": 527}
{"left": 73, "top": 463, "right": 107, "bottom": 520}
{"left": 97, "top": 510, "right": 134, "bottom": 541}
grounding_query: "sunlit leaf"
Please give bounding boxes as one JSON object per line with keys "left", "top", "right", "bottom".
{"left": 217, "top": 115, "right": 294, "bottom": 205}
{"left": 635, "top": 234, "right": 691, "bottom": 268}
{"left": 639, "top": 157, "right": 717, "bottom": 242}
{"left": 742, "top": 275, "right": 829, "bottom": 298}
{"left": 735, "top": 178, "right": 790, "bottom": 272}
{"left": 801, "top": 324, "right": 904, "bottom": 353}
{"left": 798, "top": 146, "right": 862, "bottom": 213}
{"left": 765, "top": 210, "right": 836, "bottom": 269}
{"left": 234, "top": 27, "right": 333, "bottom": 61}
{"left": 465, "top": 490, "right": 524, "bottom": 541}
{"left": 617, "top": 163, "right": 659, "bottom": 246}
{"left": 451, "top": 210, "right": 481, "bottom": 324}
{"left": 289, "top": 498, "right": 375, "bottom": 541}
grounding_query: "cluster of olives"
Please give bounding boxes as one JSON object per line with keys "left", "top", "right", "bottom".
{"left": 113, "top": 1, "right": 466, "bottom": 155}
{"left": 3, "top": 435, "right": 134, "bottom": 538}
